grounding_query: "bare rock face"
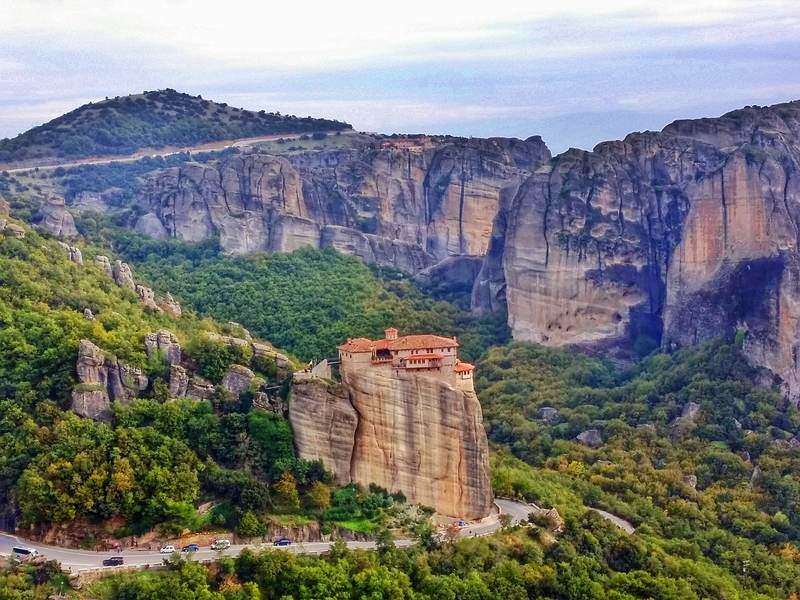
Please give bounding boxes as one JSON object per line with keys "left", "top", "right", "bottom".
{"left": 4, "top": 223, "right": 25, "bottom": 238}
{"left": 132, "top": 136, "right": 550, "bottom": 272}
{"left": 0, "top": 197, "right": 9, "bottom": 217}
{"left": 289, "top": 375, "right": 358, "bottom": 485}
{"left": 221, "top": 364, "right": 256, "bottom": 397}
{"left": 169, "top": 364, "right": 189, "bottom": 397}
{"left": 35, "top": 195, "right": 78, "bottom": 238}
{"left": 490, "top": 100, "right": 800, "bottom": 399}
{"left": 57, "top": 241, "right": 83, "bottom": 265}
{"left": 289, "top": 368, "right": 493, "bottom": 519}
{"left": 144, "top": 330, "right": 182, "bottom": 365}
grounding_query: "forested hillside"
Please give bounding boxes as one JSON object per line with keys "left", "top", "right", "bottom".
{"left": 0, "top": 219, "right": 393, "bottom": 542}
{"left": 0, "top": 89, "right": 351, "bottom": 164}
{"left": 103, "top": 229, "right": 510, "bottom": 362}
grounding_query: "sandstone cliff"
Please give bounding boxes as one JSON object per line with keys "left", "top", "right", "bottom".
{"left": 131, "top": 135, "right": 550, "bottom": 272}
{"left": 483, "top": 100, "right": 800, "bottom": 399}
{"left": 289, "top": 369, "right": 492, "bottom": 519}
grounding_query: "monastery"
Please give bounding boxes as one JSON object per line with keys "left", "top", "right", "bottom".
{"left": 338, "top": 327, "right": 475, "bottom": 388}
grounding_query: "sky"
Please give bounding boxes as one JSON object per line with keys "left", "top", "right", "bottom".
{"left": 1, "top": 0, "right": 799, "bottom": 154}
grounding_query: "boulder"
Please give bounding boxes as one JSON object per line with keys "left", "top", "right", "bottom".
{"left": 57, "top": 241, "right": 83, "bottom": 265}
{"left": 35, "top": 195, "right": 77, "bottom": 238}
{"left": 4, "top": 223, "right": 25, "bottom": 238}
{"left": 538, "top": 406, "right": 560, "bottom": 424}
{"left": 107, "top": 362, "right": 148, "bottom": 404}
{"left": 576, "top": 429, "right": 603, "bottom": 448}
{"left": 682, "top": 474, "right": 698, "bottom": 490}
{"left": 112, "top": 260, "right": 135, "bottom": 290}
{"left": 83, "top": 308, "right": 94, "bottom": 320}
{"left": 221, "top": 364, "right": 256, "bottom": 397}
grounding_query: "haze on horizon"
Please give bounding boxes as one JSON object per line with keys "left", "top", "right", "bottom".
{"left": 1, "top": 0, "right": 799, "bottom": 154}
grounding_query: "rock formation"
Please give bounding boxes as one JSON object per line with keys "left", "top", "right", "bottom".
{"left": 289, "top": 332, "right": 492, "bottom": 518}
{"left": 221, "top": 364, "right": 256, "bottom": 397}
{"left": 35, "top": 195, "right": 77, "bottom": 238}
{"left": 144, "top": 330, "right": 182, "bottom": 365}
{"left": 70, "top": 339, "right": 148, "bottom": 420}
{"left": 479, "top": 100, "right": 800, "bottom": 400}
{"left": 130, "top": 136, "right": 550, "bottom": 272}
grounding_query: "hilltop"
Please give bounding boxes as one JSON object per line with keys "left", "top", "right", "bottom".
{"left": 0, "top": 88, "right": 351, "bottom": 165}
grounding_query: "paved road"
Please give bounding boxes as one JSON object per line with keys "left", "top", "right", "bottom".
{"left": 589, "top": 508, "right": 636, "bottom": 534}
{"left": 0, "top": 499, "right": 533, "bottom": 572}
{"left": 1, "top": 130, "right": 341, "bottom": 174}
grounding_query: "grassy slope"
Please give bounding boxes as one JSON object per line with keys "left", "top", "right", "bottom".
{"left": 0, "top": 88, "right": 351, "bottom": 163}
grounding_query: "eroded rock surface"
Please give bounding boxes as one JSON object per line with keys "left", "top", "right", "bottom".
{"left": 35, "top": 195, "right": 77, "bottom": 238}
{"left": 289, "top": 368, "right": 492, "bottom": 519}
{"left": 131, "top": 136, "right": 550, "bottom": 272}
{"left": 488, "top": 100, "right": 800, "bottom": 399}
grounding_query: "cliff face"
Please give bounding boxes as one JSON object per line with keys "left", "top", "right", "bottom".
{"left": 289, "top": 369, "right": 492, "bottom": 519}
{"left": 488, "top": 100, "right": 800, "bottom": 398}
{"left": 134, "top": 136, "right": 550, "bottom": 272}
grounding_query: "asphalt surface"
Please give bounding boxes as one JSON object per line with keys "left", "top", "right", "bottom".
{"left": 0, "top": 499, "right": 534, "bottom": 572}
{"left": 2, "top": 131, "right": 324, "bottom": 174}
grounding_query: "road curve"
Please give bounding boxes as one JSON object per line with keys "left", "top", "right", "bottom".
{"left": 0, "top": 499, "right": 535, "bottom": 572}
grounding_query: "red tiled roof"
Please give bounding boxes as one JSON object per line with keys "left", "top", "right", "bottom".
{"left": 339, "top": 332, "right": 459, "bottom": 353}
{"left": 338, "top": 337, "right": 374, "bottom": 353}
{"left": 454, "top": 361, "right": 475, "bottom": 373}
{"left": 388, "top": 334, "right": 458, "bottom": 350}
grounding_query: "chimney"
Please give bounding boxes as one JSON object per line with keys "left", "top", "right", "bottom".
{"left": 385, "top": 327, "right": 398, "bottom": 341}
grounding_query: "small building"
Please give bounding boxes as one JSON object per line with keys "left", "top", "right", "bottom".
{"left": 338, "top": 328, "right": 474, "bottom": 387}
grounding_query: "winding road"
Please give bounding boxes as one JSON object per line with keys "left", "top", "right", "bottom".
{"left": 0, "top": 499, "right": 536, "bottom": 572}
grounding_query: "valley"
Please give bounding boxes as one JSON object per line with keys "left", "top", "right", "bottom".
{"left": 2, "top": 90, "right": 800, "bottom": 599}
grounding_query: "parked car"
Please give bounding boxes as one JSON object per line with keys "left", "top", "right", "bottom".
{"left": 159, "top": 545, "right": 176, "bottom": 554}
{"left": 456, "top": 519, "right": 467, "bottom": 527}
{"left": 273, "top": 538, "right": 292, "bottom": 547}
{"left": 11, "top": 546, "right": 38, "bottom": 560}
{"left": 102, "top": 556, "right": 124, "bottom": 566}
{"left": 181, "top": 544, "right": 200, "bottom": 553}
{"left": 210, "top": 539, "right": 231, "bottom": 551}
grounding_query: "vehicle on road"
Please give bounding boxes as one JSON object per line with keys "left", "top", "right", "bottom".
{"left": 273, "top": 538, "right": 292, "bottom": 547}
{"left": 210, "top": 539, "right": 231, "bottom": 550}
{"left": 181, "top": 544, "right": 200, "bottom": 553}
{"left": 12, "top": 546, "right": 39, "bottom": 559}
{"left": 102, "top": 556, "right": 124, "bottom": 566}
{"left": 159, "top": 545, "right": 176, "bottom": 554}
{"left": 456, "top": 519, "right": 467, "bottom": 527}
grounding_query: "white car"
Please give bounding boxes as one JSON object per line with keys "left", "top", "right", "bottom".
{"left": 159, "top": 545, "right": 176, "bottom": 554}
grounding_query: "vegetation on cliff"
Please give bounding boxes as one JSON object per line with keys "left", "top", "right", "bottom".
{"left": 0, "top": 89, "right": 351, "bottom": 164}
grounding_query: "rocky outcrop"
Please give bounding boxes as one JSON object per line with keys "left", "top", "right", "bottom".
{"left": 70, "top": 339, "right": 148, "bottom": 420}
{"left": 131, "top": 136, "right": 550, "bottom": 272}
{"left": 186, "top": 376, "right": 215, "bottom": 400}
{"left": 57, "top": 241, "right": 83, "bottom": 265}
{"left": 485, "top": 100, "right": 800, "bottom": 399}
{"left": 221, "top": 364, "right": 256, "bottom": 397}
{"left": 289, "top": 367, "right": 492, "bottom": 519}
{"left": 136, "top": 284, "right": 160, "bottom": 311}
{"left": 112, "top": 260, "right": 135, "bottom": 290}
{"left": 144, "top": 330, "right": 182, "bottom": 365}
{"left": 35, "top": 195, "right": 77, "bottom": 238}
{"left": 94, "top": 255, "right": 113, "bottom": 277}
{"left": 168, "top": 364, "right": 189, "bottom": 397}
